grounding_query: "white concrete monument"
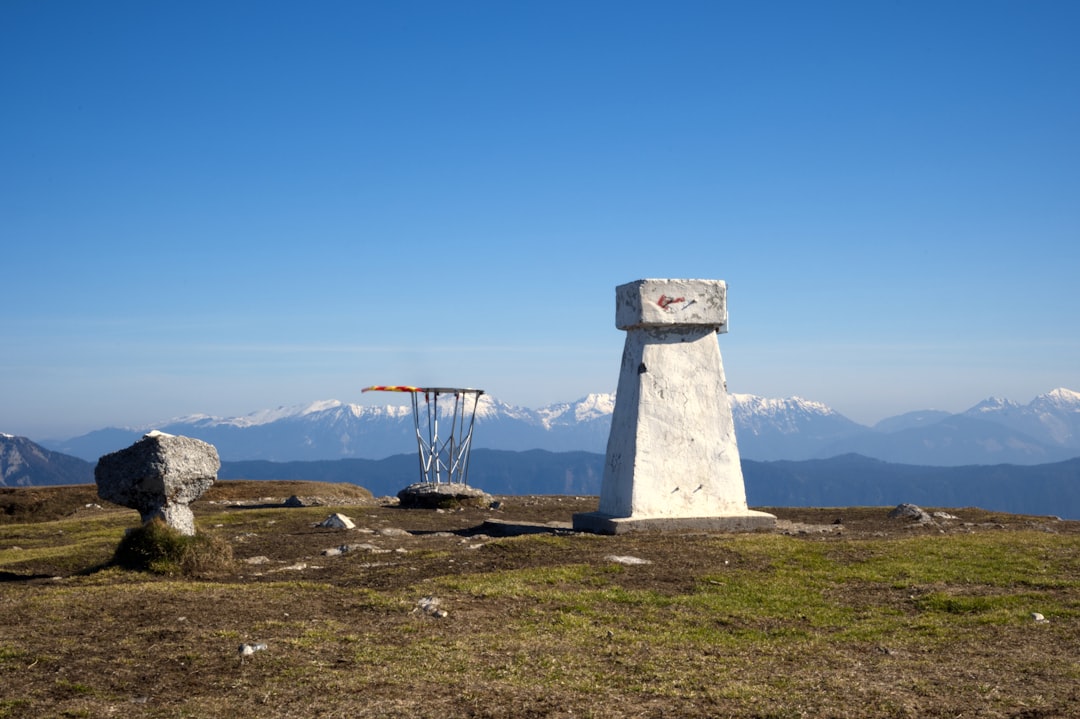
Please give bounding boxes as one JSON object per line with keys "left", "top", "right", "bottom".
{"left": 573, "top": 279, "right": 775, "bottom": 534}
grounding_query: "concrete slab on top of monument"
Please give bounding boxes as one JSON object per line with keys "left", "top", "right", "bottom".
{"left": 573, "top": 278, "right": 776, "bottom": 535}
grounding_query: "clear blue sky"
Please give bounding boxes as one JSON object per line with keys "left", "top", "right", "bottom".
{"left": 2, "top": 1, "right": 1078, "bottom": 440}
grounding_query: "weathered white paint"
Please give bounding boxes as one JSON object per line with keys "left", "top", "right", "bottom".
{"left": 574, "top": 279, "right": 774, "bottom": 533}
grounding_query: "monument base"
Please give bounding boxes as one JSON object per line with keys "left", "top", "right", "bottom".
{"left": 572, "top": 510, "right": 776, "bottom": 535}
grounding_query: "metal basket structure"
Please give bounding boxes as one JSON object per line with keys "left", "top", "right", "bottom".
{"left": 361, "top": 386, "right": 484, "bottom": 486}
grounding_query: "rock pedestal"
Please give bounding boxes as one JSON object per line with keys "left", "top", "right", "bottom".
{"left": 95, "top": 431, "right": 220, "bottom": 536}
{"left": 397, "top": 482, "right": 493, "bottom": 509}
{"left": 573, "top": 279, "right": 775, "bottom": 534}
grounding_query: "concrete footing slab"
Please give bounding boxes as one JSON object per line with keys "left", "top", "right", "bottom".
{"left": 572, "top": 510, "right": 776, "bottom": 535}
{"left": 480, "top": 519, "right": 574, "bottom": 536}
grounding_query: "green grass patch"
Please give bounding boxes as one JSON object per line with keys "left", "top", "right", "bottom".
{"left": 0, "top": 515, "right": 132, "bottom": 574}
{"left": 2, "top": 492, "right": 1079, "bottom": 719}
{"left": 111, "top": 519, "right": 234, "bottom": 576}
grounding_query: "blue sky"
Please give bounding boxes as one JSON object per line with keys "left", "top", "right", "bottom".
{"left": 2, "top": 1, "right": 1078, "bottom": 440}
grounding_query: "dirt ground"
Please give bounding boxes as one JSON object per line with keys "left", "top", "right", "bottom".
{"left": 1, "top": 481, "right": 1078, "bottom": 718}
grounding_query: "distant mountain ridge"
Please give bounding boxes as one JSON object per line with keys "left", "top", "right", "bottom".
{"left": 217, "top": 452, "right": 1080, "bottom": 520}
{"left": 33, "top": 388, "right": 1080, "bottom": 467}
{"left": 5, "top": 434, "right": 1079, "bottom": 519}
{"left": 0, "top": 433, "right": 93, "bottom": 487}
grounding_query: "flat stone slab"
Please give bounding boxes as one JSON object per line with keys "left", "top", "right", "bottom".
{"left": 572, "top": 511, "right": 776, "bottom": 535}
{"left": 480, "top": 519, "right": 574, "bottom": 536}
{"left": 616, "top": 278, "right": 728, "bottom": 330}
{"left": 397, "top": 482, "right": 492, "bottom": 509}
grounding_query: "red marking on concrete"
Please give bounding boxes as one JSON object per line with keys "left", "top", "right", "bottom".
{"left": 657, "top": 295, "right": 686, "bottom": 309}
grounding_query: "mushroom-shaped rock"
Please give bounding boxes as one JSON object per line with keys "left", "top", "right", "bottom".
{"left": 95, "top": 431, "right": 220, "bottom": 536}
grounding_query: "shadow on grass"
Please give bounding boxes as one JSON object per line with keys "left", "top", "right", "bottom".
{"left": 0, "top": 570, "right": 58, "bottom": 582}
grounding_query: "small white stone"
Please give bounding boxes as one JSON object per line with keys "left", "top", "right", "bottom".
{"left": 319, "top": 513, "right": 356, "bottom": 529}
{"left": 415, "top": 596, "right": 447, "bottom": 618}
{"left": 238, "top": 642, "right": 267, "bottom": 657}
{"left": 605, "top": 555, "right": 652, "bottom": 565}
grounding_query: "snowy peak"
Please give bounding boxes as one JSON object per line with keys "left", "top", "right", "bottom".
{"left": 1032, "top": 387, "right": 1080, "bottom": 410}
{"left": 166, "top": 399, "right": 434, "bottom": 428}
{"left": 535, "top": 393, "right": 616, "bottom": 428}
{"left": 168, "top": 400, "right": 348, "bottom": 428}
{"left": 729, "top": 393, "right": 838, "bottom": 418}
{"left": 961, "top": 388, "right": 1080, "bottom": 449}
{"left": 727, "top": 393, "right": 866, "bottom": 459}
{"left": 966, "top": 396, "right": 1022, "bottom": 415}
{"left": 34, "top": 386, "right": 1080, "bottom": 466}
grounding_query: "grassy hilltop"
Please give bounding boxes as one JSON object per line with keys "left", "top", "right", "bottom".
{"left": 1, "top": 481, "right": 1079, "bottom": 718}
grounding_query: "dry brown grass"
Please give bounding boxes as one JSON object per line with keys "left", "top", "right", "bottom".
{"left": 1, "top": 481, "right": 1078, "bottom": 718}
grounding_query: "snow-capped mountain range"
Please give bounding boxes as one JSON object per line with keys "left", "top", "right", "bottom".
{"left": 36, "top": 388, "right": 1080, "bottom": 467}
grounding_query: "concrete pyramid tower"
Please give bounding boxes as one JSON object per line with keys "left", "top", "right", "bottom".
{"left": 573, "top": 279, "right": 775, "bottom": 534}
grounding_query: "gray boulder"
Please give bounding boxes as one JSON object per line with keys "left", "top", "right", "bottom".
{"left": 95, "top": 431, "right": 220, "bottom": 535}
{"left": 888, "top": 503, "right": 934, "bottom": 523}
{"left": 397, "top": 482, "right": 493, "bottom": 509}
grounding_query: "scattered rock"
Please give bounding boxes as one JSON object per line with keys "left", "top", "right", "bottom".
{"left": 377, "top": 527, "right": 410, "bottom": 537}
{"left": 776, "top": 520, "right": 842, "bottom": 536}
{"left": 243, "top": 556, "right": 272, "bottom": 565}
{"left": 238, "top": 642, "right": 267, "bottom": 657}
{"left": 268, "top": 562, "right": 314, "bottom": 573}
{"left": 238, "top": 642, "right": 267, "bottom": 664}
{"left": 414, "top": 596, "right": 448, "bottom": 618}
{"left": 933, "top": 511, "right": 960, "bottom": 520}
{"left": 605, "top": 555, "right": 652, "bottom": 565}
{"left": 94, "top": 431, "right": 220, "bottom": 536}
{"left": 344, "top": 543, "right": 388, "bottom": 554}
{"left": 397, "top": 482, "right": 493, "bottom": 509}
{"left": 888, "top": 504, "right": 934, "bottom": 523}
{"left": 1031, "top": 612, "right": 1049, "bottom": 624}
{"left": 319, "top": 513, "right": 356, "bottom": 529}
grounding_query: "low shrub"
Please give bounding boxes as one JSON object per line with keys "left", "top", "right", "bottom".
{"left": 112, "top": 519, "right": 234, "bottom": 577}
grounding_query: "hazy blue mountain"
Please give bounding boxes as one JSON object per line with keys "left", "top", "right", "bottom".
{"left": 727, "top": 393, "right": 868, "bottom": 460}
{"left": 963, "top": 388, "right": 1080, "bottom": 449}
{"left": 872, "top": 410, "right": 953, "bottom": 433}
{"left": 819, "top": 415, "right": 1075, "bottom": 466}
{"left": 821, "top": 388, "right": 1080, "bottom": 466}
{"left": 44, "top": 394, "right": 616, "bottom": 462}
{"left": 5, "top": 431, "right": 1079, "bottom": 520}
{"left": 216, "top": 451, "right": 1080, "bottom": 520}
{"left": 0, "top": 434, "right": 94, "bottom": 487}
{"left": 38, "top": 387, "right": 1080, "bottom": 466}
{"left": 743, "top": 454, "right": 1080, "bottom": 520}
{"left": 220, "top": 449, "right": 605, "bottom": 498}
